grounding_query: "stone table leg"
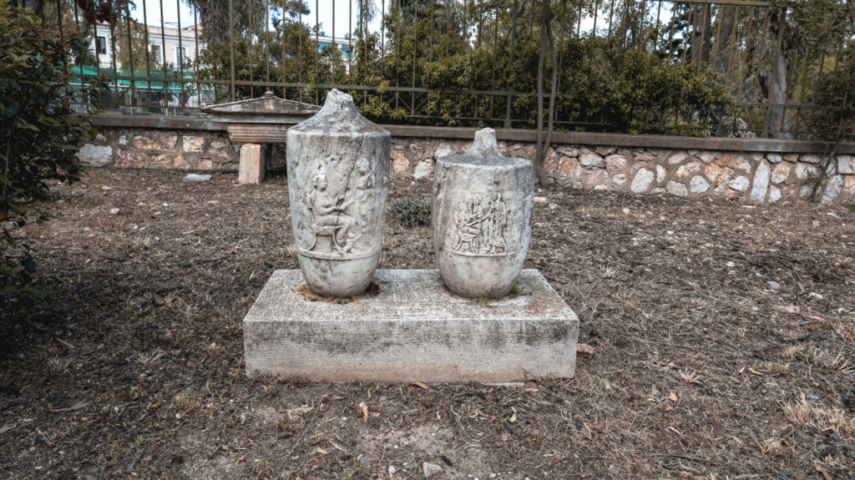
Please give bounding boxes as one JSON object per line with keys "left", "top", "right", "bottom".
{"left": 239, "top": 143, "right": 266, "bottom": 184}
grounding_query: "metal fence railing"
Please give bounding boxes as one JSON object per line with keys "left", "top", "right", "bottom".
{"left": 42, "top": 0, "right": 855, "bottom": 140}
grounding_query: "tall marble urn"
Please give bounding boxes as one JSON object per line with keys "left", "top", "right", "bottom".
{"left": 432, "top": 128, "right": 535, "bottom": 298}
{"left": 287, "top": 89, "right": 391, "bottom": 297}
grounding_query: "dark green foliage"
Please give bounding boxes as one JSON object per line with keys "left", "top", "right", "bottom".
{"left": 802, "top": 43, "right": 855, "bottom": 143}
{"left": 0, "top": 2, "right": 95, "bottom": 314}
{"left": 388, "top": 197, "right": 432, "bottom": 228}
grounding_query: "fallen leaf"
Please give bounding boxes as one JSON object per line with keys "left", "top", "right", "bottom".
{"left": 48, "top": 400, "right": 91, "bottom": 413}
{"left": 234, "top": 455, "right": 245, "bottom": 465}
{"left": 669, "top": 392, "right": 678, "bottom": 402}
{"left": 359, "top": 402, "right": 369, "bottom": 422}
{"left": 315, "top": 447, "right": 328, "bottom": 455}
{"left": 774, "top": 305, "right": 800, "bottom": 314}
{"left": 56, "top": 338, "right": 75, "bottom": 349}
{"left": 815, "top": 464, "right": 832, "bottom": 480}
{"left": 286, "top": 405, "right": 314, "bottom": 419}
{"left": 0, "top": 424, "right": 16, "bottom": 434}
{"left": 412, "top": 382, "right": 429, "bottom": 390}
{"left": 577, "top": 343, "right": 595, "bottom": 358}
{"left": 509, "top": 407, "right": 517, "bottom": 423}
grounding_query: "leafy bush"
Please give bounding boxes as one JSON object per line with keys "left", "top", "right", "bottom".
{"left": 1, "top": 2, "right": 95, "bottom": 313}
{"left": 388, "top": 197, "right": 432, "bottom": 228}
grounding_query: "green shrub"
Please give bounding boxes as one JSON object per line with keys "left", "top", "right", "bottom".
{"left": 1, "top": 2, "right": 95, "bottom": 315}
{"left": 388, "top": 197, "right": 432, "bottom": 228}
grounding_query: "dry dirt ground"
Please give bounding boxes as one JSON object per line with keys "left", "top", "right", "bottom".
{"left": 2, "top": 168, "right": 855, "bottom": 479}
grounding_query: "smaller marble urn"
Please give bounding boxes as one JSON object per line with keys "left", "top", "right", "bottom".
{"left": 287, "top": 89, "right": 391, "bottom": 297}
{"left": 432, "top": 128, "right": 535, "bottom": 298}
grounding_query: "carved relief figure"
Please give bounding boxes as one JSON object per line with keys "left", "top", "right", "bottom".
{"left": 451, "top": 193, "right": 511, "bottom": 255}
{"left": 352, "top": 157, "right": 374, "bottom": 227}
{"left": 485, "top": 193, "right": 508, "bottom": 253}
{"left": 452, "top": 195, "right": 484, "bottom": 253}
{"left": 306, "top": 173, "right": 361, "bottom": 253}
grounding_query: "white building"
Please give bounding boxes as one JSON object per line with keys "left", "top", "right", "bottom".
{"left": 92, "top": 22, "right": 204, "bottom": 70}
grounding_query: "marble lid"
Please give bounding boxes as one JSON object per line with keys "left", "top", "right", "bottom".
{"left": 289, "top": 89, "right": 388, "bottom": 135}
{"left": 438, "top": 128, "right": 529, "bottom": 168}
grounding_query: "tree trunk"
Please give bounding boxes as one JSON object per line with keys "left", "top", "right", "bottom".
{"left": 766, "top": 49, "right": 792, "bottom": 139}
{"left": 533, "top": 0, "right": 552, "bottom": 188}
{"left": 691, "top": 3, "right": 712, "bottom": 70}
{"left": 713, "top": 5, "right": 737, "bottom": 72}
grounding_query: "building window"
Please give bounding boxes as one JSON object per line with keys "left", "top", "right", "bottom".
{"left": 176, "top": 47, "right": 187, "bottom": 66}
{"left": 96, "top": 36, "right": 107, "bottom": 55}
{"left": 150, "top": 44, "right": 163, "bottom": 64}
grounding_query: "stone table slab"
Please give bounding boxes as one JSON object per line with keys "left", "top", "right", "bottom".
{"left": 243, "top": 269, "right": 578, "bottom": 382}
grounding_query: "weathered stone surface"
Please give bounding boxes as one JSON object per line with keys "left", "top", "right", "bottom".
{"left": 131, "top": 135, "right": 159, "bottom": 150}
{"left": 423, "top": 462, "right": 443, "bottom": 478}
{"left": 413, "top": 160, "right": 433, "bottom": 180}
{"left": 594, "top": 146, "right": 616, "bottom": 156}
{"left": 114, "top": 150, "right": 148, "bottom": 168}
{"left": 182, "top": 135, "right": 205, "bottom": 153}
{"left": 656, "top": 165, "right": 668, "bottom": 184}
{"left": 227, "top": 124, "right": 290, "bottom": 143}
{"left": 821, "top": 175, "right": 844, "bottom": 204}
{"left": 162, "top": 134, "right": 178, "bottom": 150}
{"left": 76, "top": 144, "right": 113, "bottom": 167}
{"left": 795, "top": 162, "right": 820, "bottom": 180}
{"left": 579, "top": 149, "right": 604, "bottom": 167}
{"left": 800, "top": 154, "right": 821, "bottom": 164}
{"left": 604, "top": 154, "right": 628, "bottom": 171}
{"left": 612, "top": 173, "right": 628, "bottom": 185}
{"left": 287, "top": 89, "right": 391, "bottom": 297}
{"left": 730, "top": 175, "right": 750, "bottom": 192}
{"left": 239, "top": 144, "right": 266, "bottom": 185}
{"left": 750, "top": 160, "right": 771, "bottom": 202}
{"left": 771, "top": 162, "right": 792, "bottom": 184}
{"left": 839, "top": 155, "right": 854, "bottom": 174}
{"left": 183, "top": 173, "right": 211, "bottom": 182}
{"left": 207, "top": 138, "right": 230, "bottom": 157}
{"left": 675, "top": 162, "right": 702, "bottom": 179}
{"left": 556, "top": 145, "right": 579, "bottom": 157}
{"left": 149, "top": 154, "right": 173, "bottom": 168}
{"left": 391, "top": 149, "right": 409, "bottom": 176}
{"left": 666, "top": 181, "right": 688, "bottom": 197}
{"left": 697, "top": 151, "right": 718, "bottom": 164}
{"left": 731, "top": 154, "right": 753, "bottom": 172}
{"left": 172, "top": 155, "right": 191, "bottom": 169}
{"left": 243, "top": 269, "right": 579, "bottom": 382}
{"left": 433, "top": 129, "right": 534, "bottom": 299}
{"left": 434, "top": 143, "right": 454, "bottom": 159}
{"left": 843, "top": 176, "right": 855, "bottom": 196}
{"left": 690, "top": 175, "right": 710, "bottom": 193}
{"left": 767, "top": 153, "right": 782, "bottom": 164}
{"left": 667, "top": 151, "right": 689, "bottom": 165}
{"left": 631, "top": 168, "right": 655, "bottom": 193}
{"left": 634, "top": 150, "right": 657, "bottom": 163}
{"left": 768, "top": 186, "right": 782, "bottom": 203}
{"left": 584, "top": 168, "right": 608, "bottom": 188}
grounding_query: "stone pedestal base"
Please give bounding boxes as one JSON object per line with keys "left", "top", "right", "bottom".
{"left": 239, "top": 143, "right": 265, "bottom": 184}
{"left": 243, "top": 269, "right": 578, "bottom": 382}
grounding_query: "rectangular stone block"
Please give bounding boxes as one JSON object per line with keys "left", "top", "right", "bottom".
{"left": 243, "top": 269, "right": 579, "bottom": 382}
{"left": 239, "top": 143, "right": 265, "bottom": 184}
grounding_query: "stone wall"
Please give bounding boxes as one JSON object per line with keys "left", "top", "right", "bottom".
{"left": 79, "top": 126, "right": 855, "bottom": 204}
{"left": 77, "top": 129, "right": 241, "bottom": 171}
{"left": 391, "top": 139, "right": 855, "bottom": 204}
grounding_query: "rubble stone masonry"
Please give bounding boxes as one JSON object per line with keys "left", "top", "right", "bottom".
{"left": 79, "top": 124, "right": 855, "bottom": 204}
